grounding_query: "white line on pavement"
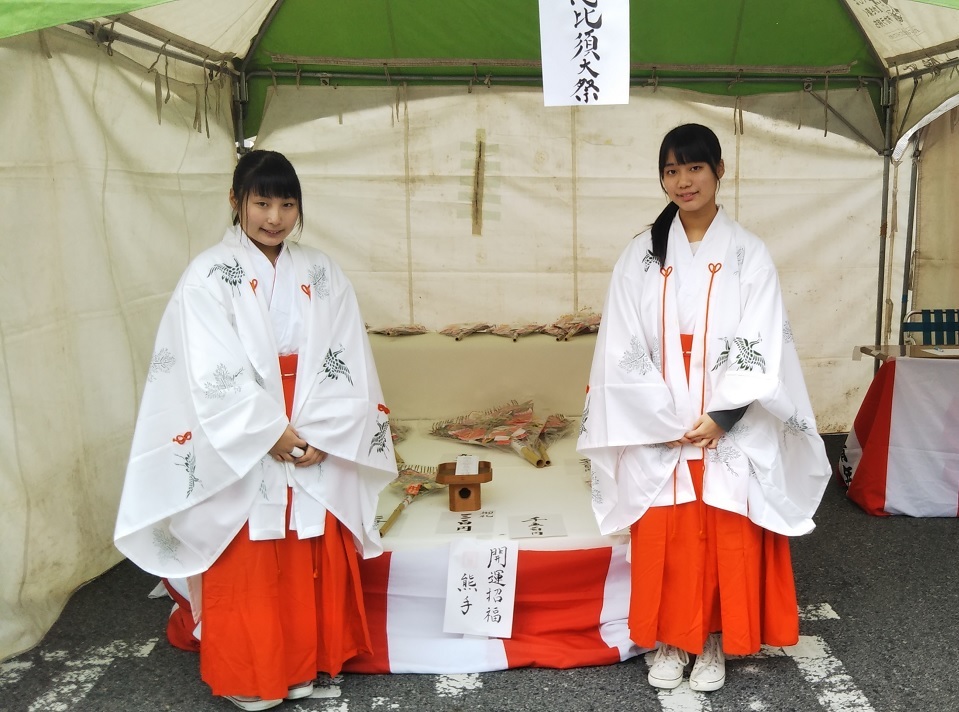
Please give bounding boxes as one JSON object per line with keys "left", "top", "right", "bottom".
{"left": 784, "top": 635, "right": 876, "bottom": 712}
{"left": 435, "top": 672, "right": 483, "bottom": 697}
{"left": 800, "top": 603, "right": 841, "bottom": 621}
{"left": 26, "top": 639, "right": 157, "bottom": 712}
{"left": 0, "top": 658, "right": 34, "bottom": 687}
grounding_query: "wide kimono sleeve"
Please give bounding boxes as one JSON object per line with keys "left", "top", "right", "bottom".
{"left": 114, "top": 257, "right": 290, "bottom": 578}
{"left": 286, "top": 248, "right": 397, "bottom": 557}
{"left": 704, "top": 237, "right": 832, "bottom": 535}
{"left": 577, "top": 238, "right": 686, "bottom": 535}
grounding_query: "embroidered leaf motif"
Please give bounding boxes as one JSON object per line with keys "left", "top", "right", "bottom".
{"left": 706, "top": 437, "right": 742, "bottom": 476}
{"left": 579, "top": 395, "right": 590, "bottom": 436}
{"left": 203, "top": 363, "right": 244, "bottom": 399}
{"left": 650, "top": 338, "right": 662, "bottom": 373}
{"left": 320, "top": 346, "right": 353, "bottom": 385}
{"left": 642, "top": 249, "right": 659, "bottom": 272}
{"left": 732, "top": 335, "right": 766, "bottom": 373}
{"left": 736, "top": 246, "right": 745, "bottom": 272}
{"left": 712, "top": 337, "right": 732, "bottom": 371}
{"left": 148, "top": 348, "right": 176, "bottom": 382}
{"left": 618, "top": 336, "right": 654, "bottom": 375}
{"left": 309, "top": 265, "right": 331, "bottom": 299}
{"left": 783, "top": 320, "right": 794, "bottom": 344}
{"left": 153, "top": 528, "right": 181, "bottom": 564}
{"left": 175, "top": 449, "right": 202, "bottom": 498}
{"left": 783, "top": 409, "right": 810, "bottom": 437}
{"left": 207, "top": 257, "right": 245, "bottom": 295}
{"left": 368, "top": 417, "right": 391, "bottom": 456}
{"left": 259, "top": 479, "right": 268, "bottom": 500}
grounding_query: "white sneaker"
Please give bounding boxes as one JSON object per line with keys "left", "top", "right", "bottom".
{"left": 689, "top": 633, "right": 726, "bottom": 692}
{"left": 647, "top": 644, "right": 690, "bottom": 689}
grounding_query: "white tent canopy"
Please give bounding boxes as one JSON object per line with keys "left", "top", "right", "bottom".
{"left": 1, "top": 0, "right": 957, "bottom": 662}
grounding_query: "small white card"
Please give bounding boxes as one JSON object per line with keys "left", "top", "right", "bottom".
{"left": 436, "top": 510, "right": 496, "bottom": 535}
{"left": 443, "top": 539, "right": 518, "bottom": 638}
{"left": 507, "top": 513, "right": 567, "bottom": 539}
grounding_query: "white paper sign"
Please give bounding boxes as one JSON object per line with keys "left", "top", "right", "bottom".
{"left": 538, "top": 0, "right": 630, "bottom": 107}
{"left": 436, "top": 509, "right": 496, "bottom": 535}
{"left": 443, "top": 539, "right": 519, "bottom": 638}
{"left": 507, "top": 513, "right": 568, "bottom": 539}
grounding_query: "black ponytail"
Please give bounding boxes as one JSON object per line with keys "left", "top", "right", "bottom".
{"left": 650, "top": 202, "right": 678, "bottom": 266}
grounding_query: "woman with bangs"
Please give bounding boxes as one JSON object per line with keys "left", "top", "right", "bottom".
{"left": 578, "top": 124, "right": 830, "bottom": 692}
{"left": 116, "top": 150, "right": 395, "bottom": 709}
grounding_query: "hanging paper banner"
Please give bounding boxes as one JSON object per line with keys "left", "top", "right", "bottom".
{"left": 443, "top": 539, "right": 519, "bottom": 638}
{"left": 538, "top": 0, "right": 630, "bottom": 107}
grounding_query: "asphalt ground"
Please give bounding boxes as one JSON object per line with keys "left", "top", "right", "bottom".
{"left": 3, "top": 434, "right": 958, "bottom": 712}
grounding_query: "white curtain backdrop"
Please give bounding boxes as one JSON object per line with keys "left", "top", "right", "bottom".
{"left": 0, "top": 28, "right": 236, "bottom": 659}
{"left": 255, "top": 84, "right": 887, "bottom": 434}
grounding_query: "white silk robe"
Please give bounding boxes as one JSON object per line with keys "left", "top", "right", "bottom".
{"left": 115, "top": 227, "right": 396, "bottom": 578}
{"left": 577, "top": 208, "right": 830, "bottom": 537}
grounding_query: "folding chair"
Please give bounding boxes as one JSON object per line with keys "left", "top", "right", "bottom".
{"left": 901, "top": 309, "right": 959, "bottom": 346}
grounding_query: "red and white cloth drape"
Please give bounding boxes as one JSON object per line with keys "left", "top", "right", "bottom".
{"left": 842, "top": 358, "right": 959, "bottom": 517}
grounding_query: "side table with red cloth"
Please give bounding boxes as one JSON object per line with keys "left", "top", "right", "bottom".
{"left": 840, "top": 357, "right": 959, "bottom": 516}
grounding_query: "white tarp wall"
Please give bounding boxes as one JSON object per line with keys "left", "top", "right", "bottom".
{"left": 0, "top": 28, "right": 915, "bottom": 661}
{"left": 255, "top": 84, "right": 887, "bottom": 434}
{"left": 913, "top": 109, "right": 959, "bottom": 307}
{"left": 0, "top": 28, "right": 235, "bottom": 660}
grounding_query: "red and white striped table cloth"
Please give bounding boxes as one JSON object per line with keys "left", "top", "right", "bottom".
{"left": 841, "top": 357, "right": 959, "bottom": 516}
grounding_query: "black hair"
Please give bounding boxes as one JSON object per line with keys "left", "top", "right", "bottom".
{"left": 231, "top": 150, "right": 303, "bottom": 233}
{"left": 650, "top": 124, "right": 723, "bottom": 265}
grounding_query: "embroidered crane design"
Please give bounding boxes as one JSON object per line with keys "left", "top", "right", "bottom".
{"left": 369, "top": 417, "right": 390, "bottom": 456}
{"left": 580, "top": 395, "right": 590, "bottom": 436}
{"left": 712, "top": 336, "right": 732, "bottom": 371}
{"left": 732, "top": 335, "right": 766, "bottom": 373}
{"left": 642, "top": 249, "right": 659, "bottom": 272}
{"left": 207, "top": 257, "right": 245, "bottom": 295}
{"left": 175, "top": 449, "right": 202, "bottom": 498}
{"left": 783, "top": 320, "right": 794, "bottom": 344}
{"left": 320, "top": 346, "right": 353, "bottom": 385}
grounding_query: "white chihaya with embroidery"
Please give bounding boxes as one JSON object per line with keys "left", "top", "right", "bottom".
{"left": 577, "top": 207, "right": 830, "bottom": 537}
{"left": 116, "top": 226, "right": 396, "bottom": 578}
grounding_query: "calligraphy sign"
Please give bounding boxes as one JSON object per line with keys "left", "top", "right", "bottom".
{"left": 538, "top": 0, "right": 630, "bottom": 107}
{"left": 443, "top": 539, "right": 519, "bottom": 638}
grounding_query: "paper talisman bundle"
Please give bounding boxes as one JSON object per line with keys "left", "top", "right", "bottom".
{"left": 379, "top": 465, "right": 444, "bottom": 536}
{"left": 430, "top": 400, "right": 573, "bottom": 468}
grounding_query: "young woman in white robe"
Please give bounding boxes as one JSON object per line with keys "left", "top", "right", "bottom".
{"left": 577, "top": 124, "right": 830, "bottom": 692}
{"left": 115, "top": 151, "right": 396, "bottom": 710}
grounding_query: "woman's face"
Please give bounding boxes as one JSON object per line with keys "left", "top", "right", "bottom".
{"left": 231, "top": 190, "right": 300, "bottom": 258}
{"left": 661, "top": 150, "right": 724, "bottom": 217}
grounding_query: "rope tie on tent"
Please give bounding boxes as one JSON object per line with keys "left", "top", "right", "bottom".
{"left": 798, "top": 80, "right": 813, "bottom": 130}
{"left": 384, "top": 63, "right": 392, "bottom": 86}
{"left": 469, "top": 64, "right": 479, "bottom": 93}
{"left": 295, "top": 62, "right": 302, "bottom": 89}
{"left": 202, "top": 56, "right": 211, "bottom": 138}
{"left": 733, "top": 96, "right": 744, "bottom": 136}
{"left": 92, "top": 22, "right": 116, "bottom": 56}
{"left": 646, "top": 68, "right": 659, "bottom": 92}
{"left": 485, "top": 73, "right": 492, "bottom": 88}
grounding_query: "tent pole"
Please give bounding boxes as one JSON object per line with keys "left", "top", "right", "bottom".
{"left": 874, "top": 77, "right": 893, "bottom": 373}
{"left": 233, "top": 71, "right": 249, "bottom": 154}
{"left": 897, "top": 135, "right": 922, "bottom": 345}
